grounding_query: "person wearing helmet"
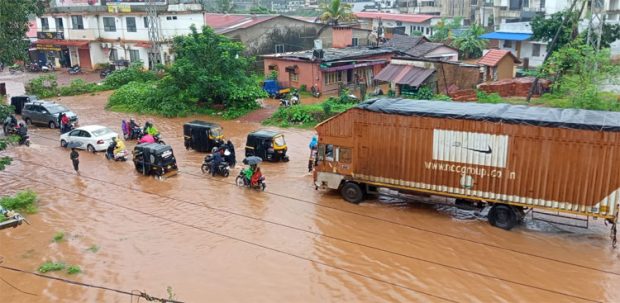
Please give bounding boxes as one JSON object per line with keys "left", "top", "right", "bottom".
{"left": 106, "top": 137, "right": 117, "bottom": 159}
{"left": 129, "top": 118, "right": 140, "bottom": 139}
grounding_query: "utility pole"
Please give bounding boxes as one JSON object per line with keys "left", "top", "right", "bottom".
{"left": 525, "top": 0, "right": 580, "bottom": 102}
{"left": 586, "top": 0, "right": 605, "bottom": 53}
{"left": 146, "top": 0, "right": 163, "bottom": 70}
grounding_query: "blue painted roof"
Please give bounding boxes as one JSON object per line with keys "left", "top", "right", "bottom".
{"left": 479, "top": 32, "right": 532, "bottom": 41}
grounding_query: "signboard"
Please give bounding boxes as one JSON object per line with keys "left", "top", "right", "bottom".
{"left": 37, "top": 32, "right": 64, "bottom": 40}
{"left": 36, "top": 45, "right": 61, "bottom": 51}
{"left": 107, "top": 3, "right": 131, "bottom": 12}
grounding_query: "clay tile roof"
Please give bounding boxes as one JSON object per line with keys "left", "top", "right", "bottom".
{"left": 477, "top": 49, "right": 522, "bottom": 66}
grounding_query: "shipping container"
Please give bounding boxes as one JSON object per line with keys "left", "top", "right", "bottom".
{"left": 313, "top": 98, "right": 620, "bottom": 232}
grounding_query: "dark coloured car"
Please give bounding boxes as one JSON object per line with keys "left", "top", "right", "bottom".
{"left": 22, "top": 101, "right": 78, "bottom": 128}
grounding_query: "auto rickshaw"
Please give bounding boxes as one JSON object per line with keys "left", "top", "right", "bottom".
{"left": 183, "top": 120, "right": 223, "bottom": 152}
{"left": 132, "top": 143, "right": 178, "bottom": 179}
{"left": 244, "top": 130, "right": 289, "bottom": 162}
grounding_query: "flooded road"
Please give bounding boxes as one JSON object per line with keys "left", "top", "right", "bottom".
{"left": 1, "top": 91, "right": 620, "bottom": 302}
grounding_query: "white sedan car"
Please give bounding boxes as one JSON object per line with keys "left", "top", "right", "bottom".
{"left": 60, "top": 125, "right": 118, "bottom": 153}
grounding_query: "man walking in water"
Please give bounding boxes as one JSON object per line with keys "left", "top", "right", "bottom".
{"left": 70, "top": 148, "right": 80, "bottom": 175}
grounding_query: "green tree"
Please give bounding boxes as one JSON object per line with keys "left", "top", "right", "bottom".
{"left": 0, "top": 103, "right": 15, "bottom": 170}
{"left": 0, "top": 0, "right": 46, "bottom": 64}
{"left": 249, "top": 6, "right": 272, "bottom": 14}
{"left": 166, "top": 25, "right": 266, "bottom": 108}
{"left": 429, "top": 17, "right": 462, "bottom": 42}
{"left": 319, "top": 0, "right": 356, "bottom": 25}
{"left": 531, "top": 9, "right": 580, "bottom": 53}
{"left": 451, "top": 23, "right": 487, "bottom": 59}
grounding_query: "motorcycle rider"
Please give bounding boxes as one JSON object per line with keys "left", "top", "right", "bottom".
{"left": 113, "top": 137, "right": 126, "bottom": 160}
{"left": 138, "top": 133, "right": 155, "bottom": 144}
{"left": 251, "top": 167, "right": 263, "bottom": 187}
{"left": 106, "top": 137, "right": 117, "bottom": 159}
{"left": 211, "top": 147, "right": 223, "bottom": 176}
{"left": 129, "top": 118, "right": 140, "bottom": 139}
{"left": 3, "top": 114, "right": 17, "bottom": 134}
{"left": 16, "top": 122, "right": 28, "bottom": 145}
{"left": 143, "top": 121, "right": 159, "bottom": 137}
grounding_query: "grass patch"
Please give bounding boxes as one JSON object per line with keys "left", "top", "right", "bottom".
{"left": 67, "top": 265, "right": 82, "bottom": 275}
{"left": 86, "top": 245, "right": 100, "bottom": 253}
{"left": 38, "top": 262, "right": 65, "bottom": 273}
{"left": 263, "top": 98, "right": 356, "bottom": 128}
{"left": 52, "top": 231, "right": 65, "bottom": 242}
{"left": 0, "top": 190, "right": 38, "bottom": 214}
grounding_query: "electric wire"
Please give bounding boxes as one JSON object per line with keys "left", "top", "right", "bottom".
{"left": 2, "top": 172, "right": 458, "bottom": 303}
{"left": 2, "top": 160, "right": 607, "bottom": 303}
{"left": 26, "top": 133, "right": 620, "bottom": 276}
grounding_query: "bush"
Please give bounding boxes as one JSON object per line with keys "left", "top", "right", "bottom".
{"left": 38, "top": 262, "right": 65, "bottom": 273}
{"left": 264, "top": 99, "right": 355, "bottom": 128}
{"left": 59, "top": 79, "right": 110, "bottom": 96}
{"left": 67, "top": 265, "right": 82, "bottom": 275}
{"left": 0, "top": 190, "right": 38, "bottom": 214}
{"left": 476, "top": 90, "right": 503, "bottom": 103}
{"left": 299, "top": 84, "right": 307, "bottom": 92}
{"left": 25, "top": 74, "right": 58, "bottom": 98}
{"left": 103, "top": 63, "right": 157, "bottom": 89}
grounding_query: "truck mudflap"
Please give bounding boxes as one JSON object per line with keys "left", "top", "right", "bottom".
{"left": 314, "top": 172, "right": 345, "bottom": 190}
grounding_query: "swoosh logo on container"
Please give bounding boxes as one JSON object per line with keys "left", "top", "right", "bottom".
{"left": 464, "top": 146, "right": 492, "bottom": 154}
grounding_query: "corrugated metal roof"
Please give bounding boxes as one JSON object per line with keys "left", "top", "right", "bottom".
{"left": 355, "top": 12, "right": 434, "bottom": 23}
{"left": 477, "top": 49, "right": 521, "bottom": 66}
{"left": 406, "top": 42, "right": 444, "bottom": 57}
{"left": 262, "top": 46, "right": 393, "bottom": 62}
{"left": 374, "top": 64, "right": 435, "bottom": 87}
{"left": 382, "top": 34, "right": 429, "bottom": 53}
{"left": 479, "top": 32, "right": 532, "bottom": 41}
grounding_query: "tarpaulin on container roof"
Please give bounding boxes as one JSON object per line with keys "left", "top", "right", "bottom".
{"left": 357, "top": 98, "right": 620, "bottom": 131}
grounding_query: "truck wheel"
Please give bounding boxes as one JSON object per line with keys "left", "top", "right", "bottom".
{"left": 488, "top": 204, "right": 517, "bottom": 230}
{"left": 340, "top": 182, "right": 364, "bottom": 204}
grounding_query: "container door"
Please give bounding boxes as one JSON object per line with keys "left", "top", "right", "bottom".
{"left": 354, "top": 123, "right": 369, "bottom": 175}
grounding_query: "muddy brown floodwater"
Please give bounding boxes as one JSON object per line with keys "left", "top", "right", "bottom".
{"left": 1, "top": 91, "right": 620, "bottom": 303}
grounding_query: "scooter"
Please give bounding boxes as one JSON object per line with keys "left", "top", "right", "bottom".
{"left": 68, "top": 65, "right": 81, "bottom": 75}
{"left": 201, "top": 155, "right": 230, "bottom": 177}
{"left": 41, "top": 62, "right": 55, "bottom": 73}
{"left": 311, "top": 85, "right": 321, "bottom": 98}
{"left": 279, "top": 93, "right": 300, "bottom": 107}
{"left": 106, "top": 149, "right": 128, "bottom": 161}
{"left": 18, "top": 135, "right": 30, "bottom": 147}
{"left": 235, "top": 171, "right": 266, "bottom": 191}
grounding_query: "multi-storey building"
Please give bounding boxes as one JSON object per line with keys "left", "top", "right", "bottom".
{"left": 33, "top": 0, "right": 204, "bottom": 70}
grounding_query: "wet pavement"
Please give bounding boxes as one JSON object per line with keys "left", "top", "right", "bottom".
{"left": 1, "top": 92, "right": 620, "bottom": 302}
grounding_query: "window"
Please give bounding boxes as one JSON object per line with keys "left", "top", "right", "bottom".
{"left": 126, "top": 17, "right": 137, "bottom": 32}
{"left": 143, "top": 16, "right": 149, "bottom": 28}
{"left": 41, "top": 18, "right": 49, "bottom": 31}
{"left": 351, "top": 37, "right": 359, "bottom": 46}
{"left": 425, "top": 27, "right": 430, "bottom": 35}
{"left": 103, "top": 17, "right": 116, "bottom": 32}
{"left": 318, "top": 144, "right": 325, "bottom": 161}
{"left": 55, "top": 18, "right": 63, "bottom": 31}
{"left": 532, "top": 44, "right": 541, "bottom": 57}
{"left": 165, "top": 16, "right": 178, "bottom": 20}
{"left": 129, "top": 49, "right": 140, "bottom": 62}
{"left": 324, "top": 71, "right": 342, "bottom": 85}
{"left": 71, "top": 15, "right": 84, "bottom": 29}
{"left": 275, "top": 44, "right": 284, "bottom": 53}
{"left": 339, "top": 147, "right": 352, "bottom": 163}
{"left": 109, "top": 49, "right": 118, "bottom": 62}
{"left": 325, "top": 144, "right": 334, "bottom": 161}
{"left": 540, "top": 0, "right": 545, "bottom": 8}
{"left": 291, "top": 73, "right": 299, "bottom": 82}
{"left": 504, "top": 40, "right": 513, "bottom": 48}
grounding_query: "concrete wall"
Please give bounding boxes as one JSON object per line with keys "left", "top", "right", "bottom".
{"left": 332, "top": 28, "right": 353, "bottom": 48}
{"left": 227, "top": 17, "right": 322, "bottom": 56}
{"left": 425, "top": 46, "right": 459, "bottom": 61}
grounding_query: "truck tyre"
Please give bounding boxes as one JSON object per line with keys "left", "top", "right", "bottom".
{"left": 340, "top": 182, "right": 364, "bottom": 204}
{"left": 488, "top": 204, "right": 517, "bottom": 230}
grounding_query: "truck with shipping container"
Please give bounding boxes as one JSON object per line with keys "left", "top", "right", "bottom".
{"left": 313, "top": 98, "right": 619, "bottom": 237}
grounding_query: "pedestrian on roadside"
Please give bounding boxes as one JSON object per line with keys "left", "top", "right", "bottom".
{"left": 70, "top": 148, "right": 80, "bottom": 175}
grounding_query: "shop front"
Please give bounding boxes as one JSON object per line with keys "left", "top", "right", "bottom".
{"left": 33, "top": 35, "right": 91, "bottom": 69}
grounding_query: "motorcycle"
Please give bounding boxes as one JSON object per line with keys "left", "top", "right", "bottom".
{"left": 125, "top": 126, "right": 143, "bottom": 140}
{"left": 311, "top": 85, "right": 321, "bottom": 98}
{"left": 68, "top": 65, "right": 82, "bottom": 75}
{"left": 235, "top": 170, "right": 266, "bottom": 191}
{"left": 41, "top": 62, "right": 55, "bottom": 73}
{"left": 9, "top": 64, "right": 22, "bottom": 74}
{"left": 201, "top": 154, "right": 230, "bottom": 177}
{"left": 18, "top": 135, "right": 30, "bottom": 147}
{"left": 100, "top": 68, "right": 114, "bottom": 79}
{"left": 153, "top": 133, "right": 165, "bottom": 145}
{"left": 106, "top": 149, "right": 128, "bottom": 161}
{"left": 279, "top": 93, "right": 300, "bottom": 107}
{"left": 28, "top": 63, "right": 41, "bottom": 73}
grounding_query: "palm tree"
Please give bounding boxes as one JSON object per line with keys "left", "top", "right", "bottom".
{"left": 451, "top": 23, "right": 487, "bottom": 59}
{"left": 319, "top": 0, "right": 356, "bottom": 26}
